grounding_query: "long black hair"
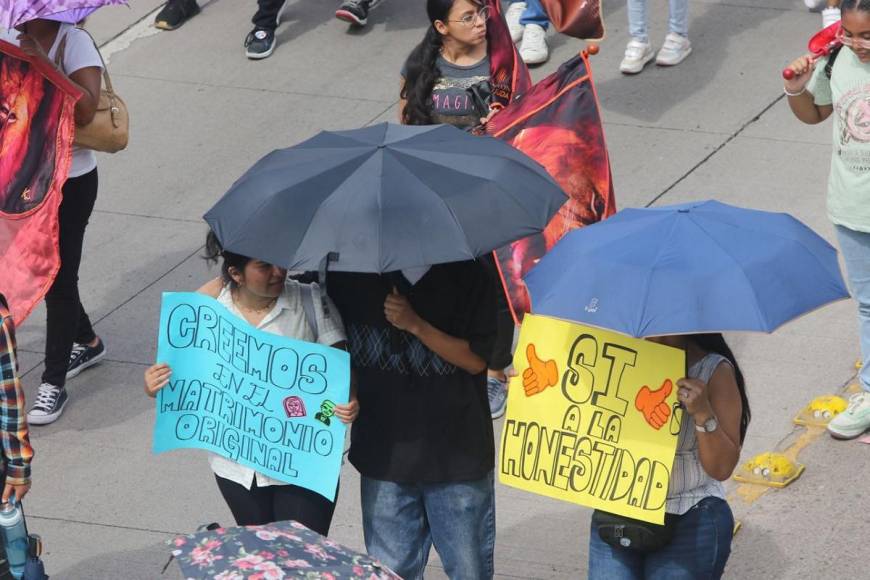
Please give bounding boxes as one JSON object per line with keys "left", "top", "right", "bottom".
{"left": 688, "top": 333, "right": 751, "bottom": 444}
{"left": 203, "top": 230, "right": 252, "bottom": 287}
{"left": 402, "top": 0, "right": 453, "bottom": 125}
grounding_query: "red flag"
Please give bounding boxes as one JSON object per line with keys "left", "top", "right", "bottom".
{"left": 0, "top": 40, "right": 80, "bottom": 325}
{"left": 485, "top": 0, "right": 532, "bottom": 108}
{"left": 487, "top": 52, "right": 617, "bottom": 321}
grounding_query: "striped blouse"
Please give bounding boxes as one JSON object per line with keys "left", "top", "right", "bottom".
{"left": 666, "top": 353, "right": 730, "bottom": 515}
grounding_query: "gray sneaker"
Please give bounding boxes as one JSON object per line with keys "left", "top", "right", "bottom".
{"left": 828, "top": 392, "right": 870, "bottom": 439}
{"left": 488, "top": 377, "right": 508, "bottom": 419}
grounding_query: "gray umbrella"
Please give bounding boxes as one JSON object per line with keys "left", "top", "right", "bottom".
{"left": 204, "top": 122, "right": 567, "bottom": 273}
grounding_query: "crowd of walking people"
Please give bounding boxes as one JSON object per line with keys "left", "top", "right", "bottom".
{"left": 2, "top": 0, "right": 870, "bottom": 578}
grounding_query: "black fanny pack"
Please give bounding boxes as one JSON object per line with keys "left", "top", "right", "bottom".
{"left": 592, "top": 510, "right": 677, "bottom": 553}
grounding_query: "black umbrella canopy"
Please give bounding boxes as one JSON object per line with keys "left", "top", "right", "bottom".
{"left": 204, "top": 122, "right": 567, "bottom": 273}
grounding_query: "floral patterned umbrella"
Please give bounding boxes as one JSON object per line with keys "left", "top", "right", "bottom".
{"left": 169, "top": 521, "right": 401, "bottom": 580}
{"left": 1, "top": 1, "right": 128, "bottom": 30}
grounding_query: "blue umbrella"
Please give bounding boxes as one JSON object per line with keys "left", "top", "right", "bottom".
{"left": 204, "top": 122, "right": 567, "bottom": 273}
{"left": 525, "top": 200, "right": 849, "bottom": 337}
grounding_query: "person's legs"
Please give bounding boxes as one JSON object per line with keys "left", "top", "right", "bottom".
{"left": 360, "top": 476, "right": 431, "bottom": 580}
{"left": 41, "top": 169, "right": 99, "bottom": 389}
{"left": 422, "top": 471, "right": 495, "bottom": 580}
{"left": 251, "top": 0, "right": 288, "bottom": 31}
{"left": 335, "top": 0, "right": 383, "bottom": 27}
{"left": 828, "top": 226, "right": 870, "bottom": 438}
{"left": 154, "top": 0, "right": 200, "bottom": 30}
{"left": 645, "top": 498, "right": 734, "bottom": 580}
{"left": 519, "top": 0, "right": 550, "bottom": 29}
{"left": 271, "top": 484, "right": 337, "bottom": 536}
{"left": 655, "top": 0, "right": 692, "bottom": 68}
{"left": 487, "top": 293, "right": 514, "bottom": 419}
{"left": 587, "top": 519, "right": 645, "bottom": 580}
{"left": 246, "top": 0, "right": 288, "bottom": 59}
{"left": 667, "top": 0, "right": 689, "bottom": 38}
{"left": 214, "top": 475, "right": 274, "bottom": 526}
{"left": 626, "top": 0, "right": 649, "bottom": 42}
{"left": 621, "top": 0, "right": 654, "bottom": 74}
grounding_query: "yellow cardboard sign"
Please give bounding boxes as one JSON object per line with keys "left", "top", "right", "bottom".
{"left": 499, "top": 314, "right": 686, "bottom": 524}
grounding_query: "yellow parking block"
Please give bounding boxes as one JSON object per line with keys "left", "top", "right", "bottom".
{"left": 793, "top": 395, "right": 848, "bottom": 427}
{"left": 733, "top": 452, "right": 805, "bottom": 488}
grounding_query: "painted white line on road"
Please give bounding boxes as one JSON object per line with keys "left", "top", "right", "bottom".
{"left": 98, "top": 6, "right": 163, "bottom": 64}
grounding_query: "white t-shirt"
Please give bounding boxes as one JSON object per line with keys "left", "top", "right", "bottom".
{"left": 208, "top": 281, "right": 347, "bottom": 490}
{"left": 1, "top": 24, "right": 103, "bottom": 178}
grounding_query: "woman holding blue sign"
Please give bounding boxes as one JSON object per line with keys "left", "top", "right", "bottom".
{"left": 586, "top": 333, "right": 750, "bottom": 580}
{"left": 144, "top": 232, "right": 359, "bottom": 536}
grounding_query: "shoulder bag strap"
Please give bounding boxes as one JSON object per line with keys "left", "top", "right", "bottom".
{"left": 300, "top": 284, "right": 319, "bottom": 341}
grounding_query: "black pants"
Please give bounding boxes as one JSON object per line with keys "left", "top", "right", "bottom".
{"left": 252, "top": 0, "right": 287, "bottom": 30}
{"left": 215, "top": 475, "right": 337, "bottom": 536}
{"left": 42, "top": 169, "right": 98, "bottom": 388}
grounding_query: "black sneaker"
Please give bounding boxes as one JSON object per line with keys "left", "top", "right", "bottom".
{"left": 28, "top": 383, "right": 68, "bottom": 426}
{"left": 66, "top": 339, "right": 106, "bottom": 380}
{"left": 245, "top": 28, "right": 277, "bottom": 60}
{"left": 335, "top": 0, "right": 383, "bottom": 26}
{"left": 154, "top": 0, "right": 200, "bottom": 31}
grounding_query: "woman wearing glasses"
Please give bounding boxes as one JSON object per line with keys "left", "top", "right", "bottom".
{"left": 785, "top": 0, "right": 870, "bottom": 441}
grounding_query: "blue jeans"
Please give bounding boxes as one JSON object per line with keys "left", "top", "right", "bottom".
{"left": 627, "top": 0, "right": 689, "bottom": 42}
{"left": 588, "top": 497, "right": 734, "bottom": 580}
{"left": 836, "top": 225, "right": 870, "bottom": 392}
{"left": 512, "top": 0, "right": 550, "bottom": 29}
{"left": 361, "top": 472, "right": 496, "bottom": 580}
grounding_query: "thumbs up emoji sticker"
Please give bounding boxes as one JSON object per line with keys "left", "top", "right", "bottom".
{"left": 522, "top": 343, "right": 559, "bottom": 397}
{"left": 635, "top": 379, "right": 673, "bottom": 430}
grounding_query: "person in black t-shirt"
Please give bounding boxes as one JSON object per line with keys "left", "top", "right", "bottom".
{"left": 328, "top": 260, "right": 497, "bottom": 580}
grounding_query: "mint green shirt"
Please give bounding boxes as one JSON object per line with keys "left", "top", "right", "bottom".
{"left": 808, "top": 48, "right": 870, "bottom": 233}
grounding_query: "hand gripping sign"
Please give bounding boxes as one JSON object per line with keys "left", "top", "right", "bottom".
{"left": 152, "top": 293, "right": 350, "bottom": 501}
{"left": 499, "top": 314, "right": 685, "bottom": 524}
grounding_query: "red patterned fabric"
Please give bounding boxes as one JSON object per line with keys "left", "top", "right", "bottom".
{"left": 0, "top": 41, "right": 80, "bottom": 325}
{"left": 487, "top": 52, "right": 617, "bottom": 321}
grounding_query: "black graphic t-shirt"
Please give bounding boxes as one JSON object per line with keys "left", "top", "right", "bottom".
{"left": 402, "top": 55, "right": 490, "bottom": 130}
{"left": 328, "top": 261, "right": 497, "bottom": 483}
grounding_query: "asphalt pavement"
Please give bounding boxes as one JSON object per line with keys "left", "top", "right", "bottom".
{"left": 10, "top": 0, "right": 864, "bottom": 578}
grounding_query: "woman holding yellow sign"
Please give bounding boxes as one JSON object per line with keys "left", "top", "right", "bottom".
{"left": 586, "top": 333, "right": 750, "bottom": 580}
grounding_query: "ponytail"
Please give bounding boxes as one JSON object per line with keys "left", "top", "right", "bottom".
{"left": 688, "top": 334, "right": 751, "bottom": 443}
{"left": 401, "top": 25, "right": 444, "bottom": 125}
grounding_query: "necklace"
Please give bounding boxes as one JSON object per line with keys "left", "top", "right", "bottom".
{"left": 232, "top": 292, "right": 277, "bottom": 315}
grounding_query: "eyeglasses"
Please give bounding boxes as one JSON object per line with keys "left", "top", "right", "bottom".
{"left": 449, "top": 6, "right": 490, "bottom": 26}
{"left": 836, "top": 28, "right": 870, "bottom": 50}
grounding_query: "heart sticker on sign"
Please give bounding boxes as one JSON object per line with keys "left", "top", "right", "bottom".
{"left": 283, "top": 396, "right": 306, "bottom": 418}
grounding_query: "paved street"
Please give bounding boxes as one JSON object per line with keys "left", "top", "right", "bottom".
{"left": 9, "top": 0, "right": 866, "bottom": 578}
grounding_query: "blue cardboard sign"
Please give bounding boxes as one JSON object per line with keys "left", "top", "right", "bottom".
{"left": 152, "top": 292, "right": 350, "bottom": 501}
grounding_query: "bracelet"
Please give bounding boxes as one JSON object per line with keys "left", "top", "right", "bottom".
{"left": 784, "top": 86, "right": 806, "bottom": 97}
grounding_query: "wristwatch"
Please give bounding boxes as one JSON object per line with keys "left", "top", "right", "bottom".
{"left": 695, "top": 416, "right": 719, "bottom": 433}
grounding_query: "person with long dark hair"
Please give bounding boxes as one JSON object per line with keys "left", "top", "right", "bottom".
{"left": 144, "top": 231, "right": 359, "bottom": 534}
{"left": 401, "top": 0, "right": 515, "bottom": 425}
{"left": 2, "top": 18, "right": 105, "bottom": 426}
{"left": 587, "top": 333, "right": 750, "bottom": 579}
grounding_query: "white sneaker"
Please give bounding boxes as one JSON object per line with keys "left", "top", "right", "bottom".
{"left": 822, "top": 7, "right": 841, "bottom": 27}
{"left": 505, "top": 2, "right": 526, "bottom": 43}
{"left": 656, "top": 32, "right": 692, "bottom": 67}
{"left": 828, "top": 392, "right": 870, "bottom": 439}
{"left": 805, "top": 0, "right": 827, "bottom": 10}
{"left": 519, "top": 24, "right": 548, "bottom": 64}
{"left": 619, "top": 38, "right": 654, "bottom": 74}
